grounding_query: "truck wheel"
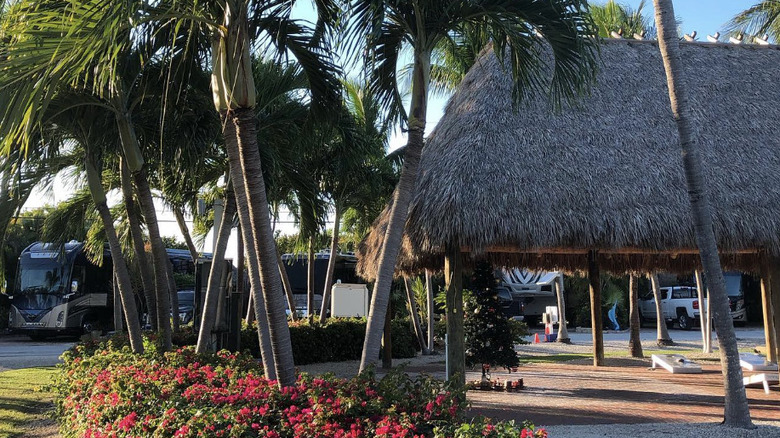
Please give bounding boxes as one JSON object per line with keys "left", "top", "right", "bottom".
{"left": 677, "top": 314, "right": 692, "bottom": 331}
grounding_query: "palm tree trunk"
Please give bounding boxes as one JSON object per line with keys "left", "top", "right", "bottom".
{"left": 227, "top": 108, "right": 293, "bottom": 385}
{"left": 654, "top": 0, "right": 752, "bottom": 426}
{"left": 132, "top": 167, "right": 173, "bottom": 349}
{"left": 425, "top": 270, "right": 435, "bottom": 353}
{"left": 319, "top": 204, "right": 341, "bottom": 323}
{"left": 404, "top": 277, "right": 429, "bottom": 354}
{"left": 277, "top": 248, "right": 297, "bottom": 321}
{"left": 651, "top": 273, "right": 673, "bottom": 346}
{"left": 382, "top": 301, "right": 392, "bottom": 369}
{"left": 196, "top": 187, "right": 236, "bottom": 353}
{"left": 167, "top": 258, "right": 180, "bottom": 332}
{"left": 174, "top": 206, "right": 199, "bottom": 262}
{"left": 85, "top": 157, "right": 143, "bottom": 353}
{"left": 112, "top": 269, "right": 124, "bottom": 332}
{"left": 628, "top": 274, "right": 643, "bottom": 358}
{"left": 360, "top": 48, "right": 431, "bottom": 372}
{"left": 116, "top": 112, "right": 172, "bottom": 350}
{"left": 307, "top": 237, "right": 315, "bottom": 317}
{"left": 445, "top": 245, "right": 464, "bottom": 385}
{"left": 695, "top": 270, "right": 709, "bottom": 352}
{"left": 588, "top": 251, "right": 604, "bottom": 367}
{"left": 120, "top": 158, "right": 157, "bottom": 330}
{"left": 555, "top": 275, "right": 570, "bottom": 343}
{"left": 232, "top": 182, "right": 276, "bottom": 380}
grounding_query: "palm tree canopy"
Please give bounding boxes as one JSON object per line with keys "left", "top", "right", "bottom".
{"left": 344, "top": 0, "right": 600, "bottom": 119}
{"left": 725, "top": 0, "right": 780, "bottom": 42}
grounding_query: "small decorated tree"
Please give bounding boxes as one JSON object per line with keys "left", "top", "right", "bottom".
{"left": 464, "top": 260, "right": 521, "bottom": 375}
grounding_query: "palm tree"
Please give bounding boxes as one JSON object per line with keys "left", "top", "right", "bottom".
{"left": 653, "top": 0, "right": 752, "bottom": 427}
{"left": 650, "top": 273, "right": 672, "bottom": 346}
{"left": 345, "top": 0, "right": 599, "bottom": 374}
{"left": 590, "top": 0, "right": 655, "bottom": 39}
{"left": 319, "top": 80, "right": 395, "bottom": 323}
{"left": 628, "top": 274, "right": 643, "bottom": 358}
{"left": 725, "top": 1, "right": 780, "bottom": 42}
{"left": 0, "top": 0, "right": 178, "bottom": 349}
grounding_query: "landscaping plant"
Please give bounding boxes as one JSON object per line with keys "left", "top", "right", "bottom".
{"left": 54, "top": 338, "right": 546, "bottom": 437}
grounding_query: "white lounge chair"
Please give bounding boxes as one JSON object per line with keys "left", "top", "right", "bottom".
{"left": 743, "top": 373, "right": 779, "bottom": 394}
{"left": 651, "top": 354, "right": 702, "bottom": 374}
{"left": 740, "top": 353, "right": 778, "bottom": 372}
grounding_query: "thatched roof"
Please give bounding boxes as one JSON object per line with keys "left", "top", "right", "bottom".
{"left": 358, "top": 39, "right": 780, "bottom": 278}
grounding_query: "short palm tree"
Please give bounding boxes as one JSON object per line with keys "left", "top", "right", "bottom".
{"left": 344, "top": 0, "right": 599, "bottom": 375}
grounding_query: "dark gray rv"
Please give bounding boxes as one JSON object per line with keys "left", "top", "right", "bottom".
{"left": 6, "top": 241, "right": 113, "bottom": 339}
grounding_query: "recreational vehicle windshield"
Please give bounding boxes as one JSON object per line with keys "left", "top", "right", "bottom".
{"left": 496, "top": 269, "right": 561, "bottom": 325}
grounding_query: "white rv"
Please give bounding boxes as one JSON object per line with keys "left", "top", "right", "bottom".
{"left": 496, "top": 269, "right": 561, "bottom": 326}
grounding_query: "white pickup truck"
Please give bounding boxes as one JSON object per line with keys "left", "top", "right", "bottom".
{"left": 638, "top": 286, "right": 700, "bottom": 330}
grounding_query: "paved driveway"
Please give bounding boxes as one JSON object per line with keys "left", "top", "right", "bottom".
{"left": 0, "top": 334, "right": 74, "bottom": 371}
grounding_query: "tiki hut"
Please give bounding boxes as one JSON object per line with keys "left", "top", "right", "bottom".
{"left": 358, "top": 39, "right": 780, "bottom": 370}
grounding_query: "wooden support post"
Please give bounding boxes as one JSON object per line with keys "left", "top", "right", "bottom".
{"left": 444, "top": 245, "right": 465, "bottom": 386}
{"left": 588, "top": 250, "right": 604, "bottom": 366}
{"left": 768, "top": 257, "right": 780, "bottom": 364}
{"left": 382, "top": 300, "right": 393, "bottom": 369}
{"left": 760, "top": 260, "right": 777, "bottom": 363}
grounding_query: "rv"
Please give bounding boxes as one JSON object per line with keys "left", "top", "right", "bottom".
{"left": 6, "top": 242, "right": 201, "bottom": 339}
{"left": 6, "top": 241, "right": 115, "bottom": 338}
{"left": 495, "top": 269, "right": 561, "bottom": 326}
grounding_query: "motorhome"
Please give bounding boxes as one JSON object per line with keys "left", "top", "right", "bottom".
{"left": 6, "top": 242, "right": 201, "bottom": 339}
{"left": 6, "top": 242, "right": 114, "bottom": 338}
{"left": 495, "top": 269, "right": 561, "bottom": 325}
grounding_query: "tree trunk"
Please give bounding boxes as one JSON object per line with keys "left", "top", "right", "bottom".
{"left": 444, "top": 246, "right": 464, "bottom": 386}
{"left": 695, "top": 270, "right": 710, "bottom": 353}
{"left": 770, "top": 260, "right": 780, "bottom": 365}
{"left": 425, "top": 270, "right": 435, "bottom": 353}
{"left": 120, "top": 158, "right": 157, "bottom": 330}
{"left": 228, "top": 108, "right": 294, "bottom": 386}
{"left": 277, "top": 249, "right": 297, "bottom": 321}
{"left": 307, "top": 236, "right": 315, "bottom": 317}
{"left": 588, "top": 251, "right": 604, "bottom": 367}
{"left": 319, "top": 204, "right": 341, "bottom": 323}
{"left": 360, "top": 47, "right": 431, "bottom": 372}
{"left": 555, "top": 275, "right": 570, "bottom": 343}
{"left": 759, "top": 261, "right": 777, "bottom": 363}
{"left": 653, "top": 0, "right": 752, "bottom": 426}
{"left": 196, "top": 187, "right": 236, "bottom": 353}
{"left": 223, "top": 120, "right": 277, "bottom": 381}
{"left": 113, "top": 269, "right": 124, "bottom": 332}
{"left": 167, "top": 258, "right": 180, "bottom": 332}
{"left": 651, "top": 273, "right": 673, "bottom": 346}
{"left": 174, "top": 206, "right": 200, "bottom": 262}
{"left": 404, "top": 277, "right": 429, "bottom": 354}
{"left": 628, "top": 274, "right": 643, "bottom": 358}
{"left": 116, "top": 111, "right": 172, "bottom": 350}
{"left": 382, "top": 301, "right": 392, "bottom": 369}
{"left": 85, "top": 157, "right": 143, "bottom": 353}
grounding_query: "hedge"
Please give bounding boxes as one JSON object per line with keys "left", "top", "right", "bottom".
{"left": 53, "top": 340, "right": 548, "bottom": 437}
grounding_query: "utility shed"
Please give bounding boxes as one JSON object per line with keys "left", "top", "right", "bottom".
{"left": 358, "top": 39, "right": 780, "bottom": 376}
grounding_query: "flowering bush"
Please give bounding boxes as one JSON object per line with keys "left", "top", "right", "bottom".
{"left": 54, "top": 339, "right": 546, "bottom": 437}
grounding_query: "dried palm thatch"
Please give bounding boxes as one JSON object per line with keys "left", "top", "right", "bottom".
{"left": 358, "top": 39, "right": 780, "bottom": 279}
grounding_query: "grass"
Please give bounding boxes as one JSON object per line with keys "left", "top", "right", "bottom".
{"left": 0, "top": 367, "right": 57, "bottom": 438}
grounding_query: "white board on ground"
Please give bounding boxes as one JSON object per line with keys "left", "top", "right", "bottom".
{"left": 651, "top": 354, "right": 702, "bottom": 374}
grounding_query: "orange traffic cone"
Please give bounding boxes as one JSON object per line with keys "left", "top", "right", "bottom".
{"left": 533, "top": 333, "right": 540, "bottom": 343}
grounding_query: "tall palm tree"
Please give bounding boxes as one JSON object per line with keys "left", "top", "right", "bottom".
{"left": 628, "top": 274, "right": 643, "bottom": 357}
{"left": 653, "top": 0, "right": 752, "bottom": 427}
{"left": 725, "top": 1, "right": 780, "bottom": 42}
{"left": 345, "top": 0, "right": 599, "bottom": 373}
{"left": 650, "top": 273, "right": 672, "bottom": 345}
